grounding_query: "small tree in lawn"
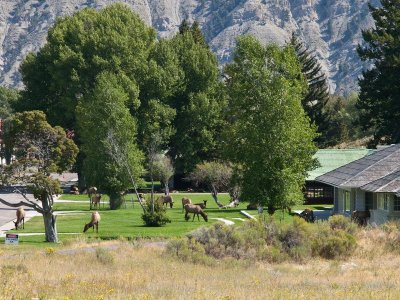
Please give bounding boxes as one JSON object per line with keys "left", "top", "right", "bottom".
{"left": 188, "top": 161, "right": 232, "bottom": 206}
{"left": 0, "top": 110, "right": 78, "bottom": 242}
{"left": 153, "top": 154, "right": 174, "bottom": 195}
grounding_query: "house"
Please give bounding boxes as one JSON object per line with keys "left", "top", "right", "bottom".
{"left": 315, "top": 144, "right": 400, "bottom": 224}
{"left": 305, "top": 148, "right": 375, "bottom": 204}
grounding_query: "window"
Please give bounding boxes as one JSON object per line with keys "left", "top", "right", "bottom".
{"left": 383, "top": 194, "right": 389, "bottom": 210}
{"left": 394, "top": 196, "right": 400, "bottom": 211}
{"left": 344, "top": 191, "right": 350, "bottom": 211}
{"left": 365, "top": 192, "right": 373, "bottom": 210}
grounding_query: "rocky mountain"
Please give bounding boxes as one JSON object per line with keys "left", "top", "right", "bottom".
{"left": 0, "top": 0, "right": 379, "bottom": 95}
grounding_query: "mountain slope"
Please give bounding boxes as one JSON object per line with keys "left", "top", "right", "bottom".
{"left": 0, "top": 0, "right": 379, "bottom": 94}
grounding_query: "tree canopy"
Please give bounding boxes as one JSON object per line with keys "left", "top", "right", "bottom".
{"left": 357, "top": 0, "right": 400, "bottom": 144}
{"left": 166, "top": 25, "right": 227, "bottom": 174}
{"left": 224, "top": 35, "right": 318, "bottom": 212}
{"left": 76, "top": 72, "right": 143, "bottom": 209}
{"left": 18, "top": 3, "right": 156, "bottom": 130}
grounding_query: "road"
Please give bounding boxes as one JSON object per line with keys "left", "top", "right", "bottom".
{"left": 0, "top": 192, "right": 39, "bottom": 229}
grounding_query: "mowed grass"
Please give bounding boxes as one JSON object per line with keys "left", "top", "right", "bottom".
{"left": 1, "top": 192, "right": 332, "bottom": 245}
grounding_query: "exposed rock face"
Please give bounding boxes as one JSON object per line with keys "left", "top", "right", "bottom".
{"left": 0, "top": 0, "right": 379, "bottom": 94}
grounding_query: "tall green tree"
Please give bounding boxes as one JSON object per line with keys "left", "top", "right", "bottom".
{"left": 224, "top": 35, "right": 318, "bottom": 213}
{"left": 0, "top": 111, "right": 78, "bottom": 242}
{"left": 18, "top": 3, "right": 155, "bottom": 130}
{"left": 16, "top": 4, "right": 155, "bottom": 188}
{"left": 76, "top": 72, "right": 143, "bottom": 209}
{"left": 357, "top": 0, "right": 400, "bottom": 144}
{"left": 0, "top": 87, "right": 19, "bottom": 119}
{"left": 290, "top": 34, "right": 330, "bottom": 147}
{"left": 167, "top": 26, "right": 227, "bottom": 174}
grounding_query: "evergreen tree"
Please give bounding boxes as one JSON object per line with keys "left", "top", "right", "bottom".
{"left": 290, "top": 34, "right": 330, "bottom": 147}
{"left": 357, "top": 0, "right": 400, "bottom": 144}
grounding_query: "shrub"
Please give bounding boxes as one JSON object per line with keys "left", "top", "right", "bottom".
{"left": 312, "top": 223, "right": 356, "bottom": 259}
{"left": 279, "top": 218, "right": 312, "bottom": 262}
{"left": 328, "top": 215, "right": 357, "bottom": 234}
{"left": 142, "top": 200, "right": 171, "bottom": 226}
{"left": 189, "top": 222, "right": 243, "bottom": 259}
{"left": 166, "top": 238, "right": 213, "bottom": 265}
{"left": 96, "top": 248, "right": 114, "bottom": 265}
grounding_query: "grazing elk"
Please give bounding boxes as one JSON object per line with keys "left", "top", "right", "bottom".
{"left": 351, "top": 210, "right": 370, "bottom": 226}
{"left": 158, "top": 195, "right": 174, "bottom": 208}
{"left": 83, "top": 211, "right": 101, "bottom": 233}
{"left": 184, "top": 204, "right": 208, "bottom": 222}
{"left": 194, "top": 200, "right": 207, "bottom": 209}
{"left": 182, "top": 197, "right": 192, "bottom": 212}
{"left": 14, "top": 207, "right": 25, "bottom": 230}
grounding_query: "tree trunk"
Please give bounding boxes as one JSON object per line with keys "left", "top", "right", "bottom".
{"left": 109, "top": 192, "right": 123, "bottom": 210}
{"left": 43, "top": 212, "right": 58, "bottom": 243}
{"left": 164, "top": 180, "right": 170, "bottom": 196}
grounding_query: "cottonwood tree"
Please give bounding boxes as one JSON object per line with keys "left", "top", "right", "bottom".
{"left": 224, "top": 35, "right": 318, "bottom": 214}
{"left": 188, "top": 161, "right": 232, "bottom": 205}
{"left": 16, "top": 4, "right": 156, "bottom": 188}
{"left": 357, "top": 0, "right": 400, "bottom": 144}
{"left": 167, "top": 24, "right": 227, "bottom": 175}
{"left": 0, "top": 111, "right": 78, "bottom": 242}
{"left": 76, "top": 72, "right": 143, "bottom": 210}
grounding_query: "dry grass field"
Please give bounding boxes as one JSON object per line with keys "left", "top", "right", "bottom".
{"left": 1, "top": 226, "right": 400, "bottom": 299}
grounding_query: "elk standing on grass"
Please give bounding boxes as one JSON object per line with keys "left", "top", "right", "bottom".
{"left": 158, "top": 195, "right": 174, "bottom": 208}
{"left": 184, "top": 204, "right": 208, "bottom": 222}
{"left": 91, "top": 194, "right": 102, "bottom": 210}
{"left": 14, "top": 207, "right": 25, "bottom": 230}
{"left": 182, "top": 197, "right": 192, "bottom": 212}
{"left": 83, "top": 211, "right": 101, "bottom": 233}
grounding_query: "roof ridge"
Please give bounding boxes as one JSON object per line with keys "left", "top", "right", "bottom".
{"left": 340, "top": 145, "right": 400, "bottom": 187}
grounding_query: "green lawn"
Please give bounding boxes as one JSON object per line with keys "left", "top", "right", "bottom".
{"left": 1, "top": 192, "right": 332, "bottom": 246}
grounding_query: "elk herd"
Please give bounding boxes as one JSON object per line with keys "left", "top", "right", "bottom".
{"left": 7, "top": 186, "right": 372, "bottom": 237}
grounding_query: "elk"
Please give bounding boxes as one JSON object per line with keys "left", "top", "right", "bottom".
{"left": 351, "top": 210, "right": 370, "bottom": 226}
{"left": 194, "top": 200, "right": 207, "bottom": 209}
{"left": 83, "top": 211, "right": 101, "bottom": 233}
{"left": 14, "top": 207, "right": 25, "bottom": 230}
{"left": 294, "top": 208, "right": 315, "bottom": 223}
{"left": 91, "top": 194, "right": 102, "bottom": 210}
{"left": 182, "top": 197, "right": 192, "bottom": 212}
{"left": 88, "top": 186, "right": 97, "bottom": 198}
{"left": 184, "top": 204, "right": 208, "bottom": 222}
{"left": 158, "top": 195, "right": 174, "bottom": 208}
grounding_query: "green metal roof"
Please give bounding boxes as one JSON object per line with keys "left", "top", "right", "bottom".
{"left": 307, "top": 148, "right": 376, "bottom": 181}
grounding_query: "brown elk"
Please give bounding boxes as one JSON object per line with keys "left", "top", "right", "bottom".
{"left": 91, "top": 194, "right": 102, "bottom": 210}
{"left": 184, "top": 204, "right": 208, "bottom": 222}
{"left": 158, "top": 195, "right": 174, "bottom": 208}
{"left": 182, "top": 197, "right": 192, "bottom": 212}
{"left": 295, "top": 208, "right": 315, "bottom": 223}
{"left": 194, "top": 200, "right": 207, "bottom": 209}
{"left": 351, "top": 210, "right": 370, "bottom": 226}
{"left": 83, "top": 211, "right": 101, "bottom": 233}
{"left": 88, "top": 186, "right": 97, "bottom": 197}
{"left": 14, "top": 207, "right": 25, "bottom": 230}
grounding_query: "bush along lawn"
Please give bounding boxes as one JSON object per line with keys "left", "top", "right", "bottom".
{"left": 1, "top": 193, "right": 333, "bottom": 245}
